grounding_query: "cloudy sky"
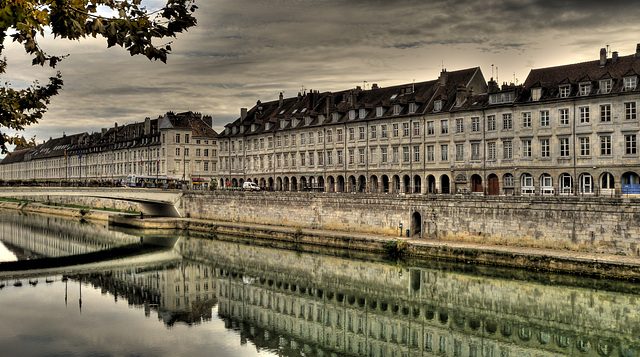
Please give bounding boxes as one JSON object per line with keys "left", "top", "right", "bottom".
{"left": 4, "top": 0, "right": 640, "bottom": 144}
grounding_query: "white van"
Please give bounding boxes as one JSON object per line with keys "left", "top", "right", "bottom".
{"left": 243, "top": 182, "right": 261, "bottom": 191}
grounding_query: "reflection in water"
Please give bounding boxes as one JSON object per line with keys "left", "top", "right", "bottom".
{"left": 0, "top": 210, "right": 639, "bottom": 356}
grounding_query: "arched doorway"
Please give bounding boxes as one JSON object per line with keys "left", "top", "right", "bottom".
{"left": 231, "top": 178, "right": 238, "bottom": 187}
{"left": 382, "top": 175, "right": 390, "bottom": 193}
{"left": 337, "top": 175, "right": 345, "bottom": 192}
{"left": 578, "top": 173, "right": 593, "bottom": 194}
{"left": 327, "top": 176, "right": 335, "bottom": 192}
{"left": 470, "top": 174, "right": 483, "bottom": 193}
{"left": 268, "top": 177, "right": 274, "bottom": 191}
{"left": 259, "top": 178, "right": 266, "bottom": 188}
{"left": 403, "top": 175, "right": 411, "bottom": 193}
{"left": 559, "top": 173, "right": 573, "bottom": 195}
{"left": 276, "top": 177, "right": 282, "bottom": 191}
{"left": 357, "top": 175, "right": 366, "bottom": 193}
{"left": 413, "top": 175, "right": 422, "bottom": 194}
{"left": 348, "top": 175, "right": 356, "bottom": 192}
{"left": 317, "top": 176, "right": 325, "bottom": 191}
{"left": 427, "top": 175, "right": 436, "bottom": 194}
{"left": 440, "top": 175, "right": 450, "bottom": 194}
{"left": 300, "top": 176, "right": 308, "bottom": 190}
{"left": 291, "top": 177, "right": 298, "bottom": 191}
{"left": 487, "top": 174, "right": 499, "bottom": 195}
{"left": 600, "top": 172, "right": 614, "bottom": 196}
{"left": 411, "top": 211, "right": 422, "bottom": 237}
{"left": 621, "top": 172, "right": 640, "bottom": 194}
{"left": 392, "top": 175, "right": 400, "bottom": 193}
{"left": 370, "top": 175, "right": 379, "bottom": 193}
{"left": 283, "top": 177, "right": 290, "bottom": 191}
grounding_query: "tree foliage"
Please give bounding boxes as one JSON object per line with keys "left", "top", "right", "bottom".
{"left": 0, "top": 0, "right": 198, "bottom": 153}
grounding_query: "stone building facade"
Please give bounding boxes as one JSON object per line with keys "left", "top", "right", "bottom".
{"left": 0, "top": 111, "right": 219, "bottom": 185}
{"left": 217, "top": 45, "right": 640, "bottom": 196}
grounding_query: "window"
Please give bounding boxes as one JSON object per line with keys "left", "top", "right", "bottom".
{"left": 175, "top": 134, "right": 180, "bottom": 143}
{"left": 402, "top": 122, "right": 410, "bottom": 137}
{"left": 368, "top": 148, "right": 375, "bottom": 163}
{"left": 559, "top": 108, "right": 569, "bottom": 125}
{"left": 204, "top": 149, "right": 209, "bottom": 157}
{"left": 413, "top": 146, "right": 420, "bottom": 162}
{"left": 349, "top": 110, "right": 356, "bottom": 120}
{"left": 392, "top": 146, "right": 399, "bottom": 163}
{"left": 532, "top": 87, "right": 542, "bottom": 100}
{"left": 579, "top": 83, "right": 591, "bottom": 96}
{"left": 337, "top": 150, "right": 343, "bottom": 164}
{"left": 427, "top": 121, "right": 435, "bottom": 135}
{"left": 359, "top": 126, "right": 365, "bottom": 140}
{"left": 441, "top": 145, "right": 448, "bottom": 161}
{"left": 381, "top": 147, "right": 388, "bottom": 163}
{"left": 540, "top": 110, "right": 550, "bottom": 126}
{"left": 559, "top": 85, "right": 570, "bottom": 98}
{"left": 625, "top": 134, "right": 637, "bottom": 154}
{"left": 318, "top": 131, "right": 323, "bottom": 143}
{"left": 376, "top": 106, "right": 384, "bottom": 117}
{"left": 434, "top": 100, "right": 442, "bottom": 112}
{"left": 327, "top": 151, "right": 333, "bottom": 165}
{"left": 291, "top": 134, "right": 296, "bottom": 146}
{"left": 196, "top": 148, "right": 201, "bottom": 157}
{"left": 502, "top": 113, "right": 512, "bottom": 130}
{"left": 276, "top": 136, "right": 282, "bottom": 147}
{"left": 487, "top": 142, "right": 496, "bottom": 160}
{"left": 600, "top": 135, "right": 611, "bottom": 155}
{"left": 337, "top": 129, "right": 343, "bottom": 142}
{"left": 176, "top": 148, "right": 180, "bottom": 156}
{"left": 381, "top": 125, "right": 388, "bottom": 138}
{"left": 413, "top": 121, "right": 420, "bottom": 136}
{"left": 580, "top": 137, "right": 590, "bottom": 156}
{"left": 269, "top": 136, "right": 274, "bottom": 148}
{"left": 441, "top": 119, "right": 449, "bottom": 134}
{"left": 471, "top": 117, "right": 480, "bottom": 132}
{"left": 402, "top": 146, "right": 410, "bottom": 162}
{"left": 184, "top": 148, "right": 189, "bottom": 156}
{"left": 326, "top": 130, "right": 333, "bottom": 143}
{"left": 625, "top": 102, "right": 637, "bottom": 120}
{"left": 359, "top": 108, "right": 367, "bottom": 118}
{"left": 599, "top": 79, "right": 612, "bottom": 94}
{"left": 348, "top": 149, "right": 354, "bottom": 164}
{"left": 393, "top": 123, "right": 399, "bottom": 137}
{"left": 456, "top": 144, "right": 465, "bottom": 161}
{"left": 624, "top": 76, "right": 637, "bottom": 91}
{"left": 184, "top": 134, "right": 189, "bottom": 144}
{"left": 503, "top": 174, "right": 514, "bottom": 187}
{"left": 300, "top": 152, "right": 305, "bottom": 166}
{"left": 560, "top": 137, "right": 570, "bottom": 157}
{"left": 409, "top": 102, "right": 418, "bottom": 113}
{"left": 522, "top": 112, "right": 532, "bottom": 128}
{"left": 540, "top": 138, "right": 550, "bottom": 157}
{"left": 600, "top": 104, "right": 611, "bottom": 122}
{"left": 359, "top": 148, "right": 365, "bottom": 164}
{"left": 503, "top": 141, "right": 512, "bottom": 159}
{"left": 522, "top": 140, "right": 532, "bottom": 158}
{"left": 203, "top": 162, "right": 209, "bottom": 171}
{"left": 471, "top": 142, "right": 480, "bottom": 160}
{"left": 487, "top": 115, "right": 496, "bottom": 131}
{"left": 456, "top": 118, "right": 464, "bottom": 133}
{"left": 579, "top": 106, "right": 590, "bottom": 123}
{"left": 348, "top": 128, "right": 355, "bottom": 141}
{"left": 427, "top": 145, "right": 434, "bottom": 161}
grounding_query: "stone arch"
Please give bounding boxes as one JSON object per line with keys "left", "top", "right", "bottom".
{"left": 317, "top": 176, "right": 325, "bottom": 191}
{"left": 370, "top": 175, "right": 379, "bottom": 193}
{"left": 276, "top": 177, "right": 282, "bottom": 191}
{"left": 337, "top": 175, "right": 345, "bottom": 192}
{"left": 348, "top": 175, "right": 357, "bottom": 192}
{"left": 427, "top": 175, "right": 436, "bottom": 194}
{"left": 381, "top": 175, "right": 390, "bottom": 193}
{"left": 600, "top": 172, "right": 615, "bottom": 196}
{"left": 440, "top": 174, "right": 450, "bottom": 194}
{"left": 357, "top": 175, "right": 366, "bottom": 193}
{"left": 487, "top": 173, "right": 499, "bottom": 195}
{"left": 403, "top": 175, "right": 411, "bottom": 193}
{"left": 540, "top": 173, "right": 553, "bottom": 194}
{"left": 259, "top": 178, "right": 266, "bottom": 188}
{"left": 300, "top": 176, "right": 308, "bottom": 190}
{"left": 621, "top": 171, "right": 640, "bottom": 194}
{"left": 283, "top": 176, "right": 290, "bottom": 191}
{"left": 231, "top": 178, "right": 239, "bottom": 187}
{"left": 411, "top": 211, "right": 422, "bottom": 237}
{"left": 470, "top": 174, "right": 483, "bottom": 193}
{"left": 291, "top": 176, "right": 298, "bottom": 191}
{"left": 559, "top": 172, "right": 573, "bottom": 194}
{"left": 267, "top": 177, "right": 274, "bottom": 191}
{"left": 413, "top": 175, "right": 422, "bottom": 194}
{"left": 327, "top": 175, "right": 335, "bottom": 192}
{"left": 392, "top": 175, "right": 400, "bottom": 193}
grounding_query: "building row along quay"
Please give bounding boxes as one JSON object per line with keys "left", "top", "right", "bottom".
{"left": 3, "top": 44, "right": 640, "bottom": 196}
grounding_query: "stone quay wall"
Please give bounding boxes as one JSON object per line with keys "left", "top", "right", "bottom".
{"left": 182, "top": 191, "right": 640, "bottom": 256}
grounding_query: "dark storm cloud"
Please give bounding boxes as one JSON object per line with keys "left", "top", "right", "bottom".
{"left": 4, "top": 0, "right": 640, "bottom": 143}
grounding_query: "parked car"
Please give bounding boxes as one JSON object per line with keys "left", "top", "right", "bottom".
{"left": 243, "top": 182, "right": 261, "bottom": 191}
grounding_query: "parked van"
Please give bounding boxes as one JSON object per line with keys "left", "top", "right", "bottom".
{"left": 243, "top": 182, "right": 261, "bottom": 191}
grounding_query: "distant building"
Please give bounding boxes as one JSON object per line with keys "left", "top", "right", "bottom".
{"left": 0, "top": 112, "right": 219, "bottom": 186}
{"left": 216, "top": 45, "right": 640, "bottom": 196}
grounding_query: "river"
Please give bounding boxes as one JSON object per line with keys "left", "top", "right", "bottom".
{"left": 0, "top": 210, "right": 638, "bottom": 357}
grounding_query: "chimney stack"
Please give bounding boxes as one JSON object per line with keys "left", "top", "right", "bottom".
{"left": 279, "top": 92, "right": 283, "bottom": 107}
{"left": 600, "top": 47, "right": 607, "bottom": 66}
{"left": 455, "top": 84, "right": 467, "bottom": 107}
{"left": 636, "top": 43, "right": 640, "bottom": 57}
{"left": 371, "top": 83, "right": 379, "bottom": 89}
{"left": 612, "top": 51, "right": 619, "bottom": 63}
{"left": 241, "top": 108, "right": 247, "bottom": 120}
{"left": 438, "top": 69, "right": 448, "bottom": 86}
{"left": 487, "top": 78, "right": 499, "bottom": 93}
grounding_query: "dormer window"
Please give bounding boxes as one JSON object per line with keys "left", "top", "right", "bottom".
{"left": 304, "top": 116, "right": 312, "bottom": 125}
{"left": 359, "top": 108, "right": 367, "bottom": 118}
{"left": 393, "top": 104, "right": 402, "bottom": 115}
{"left": 599, "top": 79, "right": 612, "bottom": 94}
{"left": 349, "top": 110, "right": 356, "bottom": 120}
{"left": 489, "top": 92, "right": 514, "bottom": 104}
{"left": 408, "top": 102, "right": 418, "bottom": 114}
{"left": 531, "top": 88, "right": 542, "bottom": 101}
{"left": 331, "top": 112, "right": 340, "bottom": 122}
{"left": 559, "top": 85, "right": 570, "bottom": 98}
{"left": 579, "top": 83, "right": 591, "bottom": 96}
{"left": 251, "top": 124, "right": 258, "bottom": 131}
{"left": 624, "top": 76, "right": 637, "bottom": 91}
{"left": 376, "top": 106, "right": 384, "bottom": 117}
{"left": 434, "top": 100, "right": 442, "bottom": 112}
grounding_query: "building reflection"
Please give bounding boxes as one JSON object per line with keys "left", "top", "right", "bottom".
{"left": 70, "top": 236, "right": 639, "bottom": 357}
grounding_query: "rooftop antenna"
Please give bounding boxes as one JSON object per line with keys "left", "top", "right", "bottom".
{"left": 491, "top": 64, "right": 494, "bottom": 79}
{"left": 496, "top": 66, "right": 499, "bottom": 83}
{"left": 363, "top": 80, "right": 368, "bottom": 90}
{"left": 412, "top": 79, "right": 415, "bottom": 93}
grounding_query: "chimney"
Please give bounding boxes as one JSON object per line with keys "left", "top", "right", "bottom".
{"left": 202, "top": 115, "right": 213, "bottom": 127}
{"left": 438, "top": 69, "right": 448, "bottom": 86}
{"left": 636, "top": 43, "right": 640, "bottom": 57}
{"left": 144, "top": 117, "right": 151, "bottom": 135}
{"left": 600, "top": 47, "right": 607, "bottom": 66}
{"left": 371, "top": 83, "right": 379, "bottom": 89}
{"left": 612, "top": 51, "right": 619, "bottom": 63}
{"left": 487, "top": 78, "right": 499, "bottom": 93}
{"left": 241, "top": 108, "right": 247, "bottom": 120}
{"left": 278, "top": 92, "right": 283, "bottom": 107}
{"left": 455, "top": 84, "right": 467, "bottom": 107}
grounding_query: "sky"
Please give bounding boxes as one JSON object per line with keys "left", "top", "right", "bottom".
{"left": 4, "top": 0, "right": 640, "bottom": 144}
